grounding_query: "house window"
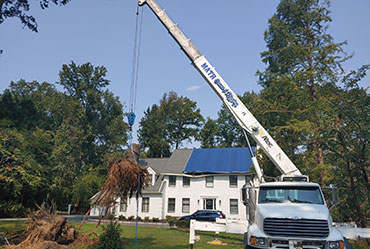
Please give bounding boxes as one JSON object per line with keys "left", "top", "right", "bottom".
{"left": 169, "top": 176, "right": 176, "bottom": 187}
{"left": 120, "top": 198, "right": 127, "bottom": 212}
{"left": 229, "top": 175, "right": 238, "bottom": 187}
{"left": 142, "top": 197, "right": 149, "bottom": 212}
{"left": 206, "top": 176, "right": 214, "bottom": 187}
{"left": 183, "top": 177, "right": 190, "bottom": 187}
{"left": 182, "top": 198, "right": 190, "bottom": 213}
{"left": 168, "top": 198, "right": 175, "bottom": 213}
{"left": 230, "top": 199, "right": 238, "bottom": 214}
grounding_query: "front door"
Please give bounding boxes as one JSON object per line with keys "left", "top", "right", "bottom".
{"left": 203, "top": 198, "right": 216, "bottom": 210}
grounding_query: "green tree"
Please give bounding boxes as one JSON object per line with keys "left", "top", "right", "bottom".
{"left": 212, "top": 92, "right": 261, "bottom": 148}
{"left": 0, "top": 0, "right": 71, "bottom": 32}
{"left": 138, "top": 104, "right": 170, "bottom": 158}
{"left": 0, "top": 80, "right": 56, "bottom": 216}
{"left": 0, "top": 65, "right": 129, "bottom": 213}
{"left": 257, "top": 0, "right": 350, "bottom": 182}
{"left": 257, "top": 0, "right": 369, "bottom": 226}
{"left": 199, "top": 117, "right": 220, "bottom": 148}
{"left": 95, "top": 221, "right": 123, "bottom": 249}
{"left": 323, "top": 66, "right": 369, "bottom": 227}
{"left": 71, "top": 171, "right": 105, "bottom": 213}
{"left": 0, "top": 128, "right": 45, "bottom": 217}
{"left": 138, "top": 91, "right": 204, "bottom": 157}
{"left": 160, "top": 91, "right": 204, "bottom": 149}
{"left": 58, "top": 61, "right": 128, "bottom": 168}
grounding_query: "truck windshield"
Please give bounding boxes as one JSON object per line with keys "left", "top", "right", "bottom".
{"left": 259, "top": 186, "right": 324, "bottom": 205}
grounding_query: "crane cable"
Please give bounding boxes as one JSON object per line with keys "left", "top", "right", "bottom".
{"left": 128, "top": 5, "right": 144, "bottom": 249}
{"left": 128, "top": 6, "right": 144, "bottom": 131}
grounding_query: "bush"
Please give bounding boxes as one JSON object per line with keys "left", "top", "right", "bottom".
{"left": 118, "top": 215, "right": 125, "bottom": 221}
{"left": 0, "top": 202, "right": 30, "bottom": 218}
{"left": 95, "top": 221, "right": 123, "bottom": 249}
{"left": 175, "top": 219, "right": 190, "bottom": 228}
{"left": 144, "top": 217, "right": 150, "bottom": 222}
{"left": 107, "top": 213, "right": 115, "bottom": 221}
{"left": 128, "top": 216, "right": 135, "bottom": 221}
{"left": 152, "top": 217, "right": 160, "bottom": 222}
{"left": 165, "top": 216, "right": 178, "bottom": 227}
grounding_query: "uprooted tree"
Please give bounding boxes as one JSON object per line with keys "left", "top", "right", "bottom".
{"left": 80, "top": 144, "right": 149, "bottom": 228}
{"left": 5, "top": 202, "right": 98, "bottom": 249}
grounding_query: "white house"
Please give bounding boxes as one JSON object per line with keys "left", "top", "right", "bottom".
{"left": 91, "top": 147, "right": 253, "bottom": 220}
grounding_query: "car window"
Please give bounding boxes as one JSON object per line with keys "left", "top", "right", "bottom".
{"left": 194, "top": 211, "right": 205, "bottom": 216}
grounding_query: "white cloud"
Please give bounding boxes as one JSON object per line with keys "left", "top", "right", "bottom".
{"left": 186, "top": 85, "right": 202, "bottom": 91}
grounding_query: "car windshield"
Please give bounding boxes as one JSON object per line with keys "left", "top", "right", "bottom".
{"left": 259, "top": 186, "right": 324, "bottom": 205}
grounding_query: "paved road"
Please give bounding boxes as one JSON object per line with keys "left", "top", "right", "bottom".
{"left": 0, "top": 215, "right": 170, "bottom": 228}
{"left": 0, "top": 215, "right": 86, "bottom": 222}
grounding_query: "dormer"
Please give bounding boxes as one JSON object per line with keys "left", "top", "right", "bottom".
{"left": 146, "top": 167, "right": 157, "bottom": 186}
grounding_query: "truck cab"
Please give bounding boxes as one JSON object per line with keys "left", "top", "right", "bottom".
{"left": 243, "top": 181, "right": 346, "bottom": 249}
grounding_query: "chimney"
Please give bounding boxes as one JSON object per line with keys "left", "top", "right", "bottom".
{"left": 129, "top": 143, "right": 140, "bottom": 164}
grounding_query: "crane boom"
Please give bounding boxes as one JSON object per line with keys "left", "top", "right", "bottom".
{"left": 139, "top": 0, "right": 301, "bottom": 176}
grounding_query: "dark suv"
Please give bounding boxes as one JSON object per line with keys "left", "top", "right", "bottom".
{"left": 179, "top": 210, "right": 226, "bottom": 221}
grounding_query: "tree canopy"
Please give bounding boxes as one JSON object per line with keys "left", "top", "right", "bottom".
{"left": 256, "top": 0, "right": 368, "bottom": 226}
{"left": 0, "top": 62, "right": 129, "bottom": 216}
{"left": 0, "top": 0, "right": 71, "bottom": 32}
{"left": 138, "top": 91, "right": 204, "bottom": 157}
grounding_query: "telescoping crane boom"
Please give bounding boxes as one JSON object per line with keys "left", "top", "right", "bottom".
{"left": 138, "top": 0, "right": 301, "bottom": 178}
{"left": 138, "top": 2, "right": 359, "bottom": 249}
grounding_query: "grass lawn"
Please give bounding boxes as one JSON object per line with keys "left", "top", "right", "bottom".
{"left": 0, "top": 220, "right": 244, "bottom": 248}
{"left": 72, "top": 222, "right": 244, "bottom": 249}
{"left": 0, "top": 220, "right": 25, "bottom": 236}
{"left": 2, "top": 221, "right": 368, "bottom": 249}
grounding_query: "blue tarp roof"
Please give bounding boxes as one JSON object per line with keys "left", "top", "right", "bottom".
{"left": 183, "top": 147, "right": 252, "bottom": 174}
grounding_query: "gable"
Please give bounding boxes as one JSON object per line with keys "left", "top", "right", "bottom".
{"left": 183, "top": 147, "right": 252, "bottom": 174}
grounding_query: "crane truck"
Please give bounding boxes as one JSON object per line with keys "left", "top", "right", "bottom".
{"left": 138, "top": 1, "right": 348, "bottom": 248}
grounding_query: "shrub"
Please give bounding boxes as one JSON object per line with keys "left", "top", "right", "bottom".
{"left": 175, "top": 219, "right": 190, "bottom": 228}
{"left": 128, "top": 216, "right": 135, "bottom": 221}
{"left": 107, "top": 213, "right": 115, "bottom": 221}
{"left": 166, "top": 216, "right": 178, "bottom": 227}
{"left": 95, "top": 221, "right": 123, "bottom": 249}
{"left": 118, "top": 215, "right": 125, "bottom": 221}
{"left": 175, "top": 219, "right": 188, "bottom": 228}
{"left": 144, "top": 217, "right": 150, "bottom": 222}
{"left": 152, "top": 217, "right": 159, "bottom": 222}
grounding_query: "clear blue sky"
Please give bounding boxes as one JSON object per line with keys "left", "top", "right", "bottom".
{"left": 1, "top": 0, "right": 369, "bottom": 147}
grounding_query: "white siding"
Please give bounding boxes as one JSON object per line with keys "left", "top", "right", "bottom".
{"left": 114, "top": 194, "right": 163, "bottom": 219}
{"left": 107, "top": 174, "right": 249, "bottom": 221}
{"left": 163, "top": 174, "right": 247, "bottom": 220}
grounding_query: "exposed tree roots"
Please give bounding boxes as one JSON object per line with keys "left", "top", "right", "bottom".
{"left": 5, "top": 202, "right": 95, "bottom": 249}
{"left": 80, "top": 144, "right": 148, "bottom": 228}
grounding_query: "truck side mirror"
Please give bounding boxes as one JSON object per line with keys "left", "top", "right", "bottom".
{"left": 241, "top": 184, "right": 250, "bottom": 206}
